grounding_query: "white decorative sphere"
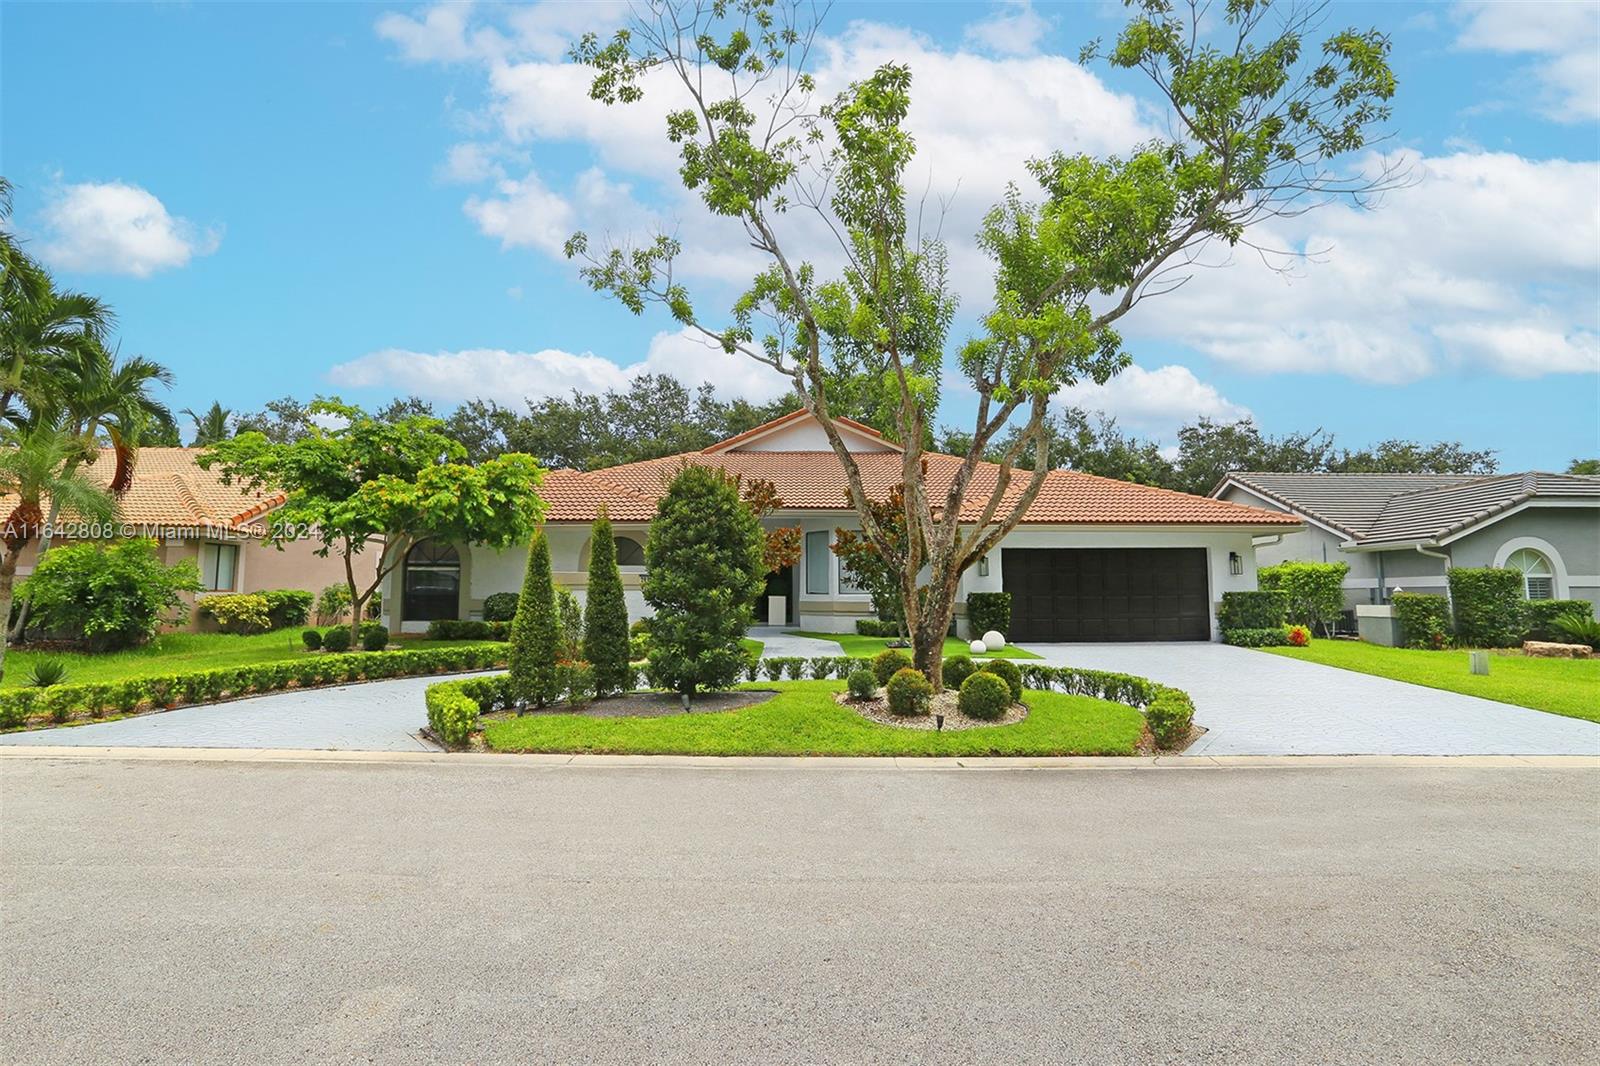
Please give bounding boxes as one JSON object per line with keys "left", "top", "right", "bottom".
{"left": 969, "top": 639, "right": 987, "bottom": 654}
{"left": 982, "top": 630, "right": 1006, "bottom": 651}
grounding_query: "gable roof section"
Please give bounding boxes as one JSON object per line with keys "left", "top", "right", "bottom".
{"left": 1216, "top": 471, "right": 1600, "bottom": 547}
{"left": 0, "top": 448, "right": 284, "bottom": 531}
{"left": 700, "top": 409, "right": 901, "bottom": 454}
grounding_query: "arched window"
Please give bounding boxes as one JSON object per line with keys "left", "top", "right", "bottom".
{"left": 1506, "top": 548, "right": 1554, "bottom": 601}
{"left": 615, "top": 535, "right": 646, "bottom": 567}
{"left": 403, "top": 540, "right": 461, "bottom": 621}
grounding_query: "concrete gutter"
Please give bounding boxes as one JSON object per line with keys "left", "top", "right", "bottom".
{"left": 0, "top": 746, "right": 1593, "bottom": 770}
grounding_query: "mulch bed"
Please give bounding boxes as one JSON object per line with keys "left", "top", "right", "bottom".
{"left": 839, "top": 689, "right": 1028, "bottom": 731}
{"left": 483, "top": 688, "right": 780, "bottom": 721}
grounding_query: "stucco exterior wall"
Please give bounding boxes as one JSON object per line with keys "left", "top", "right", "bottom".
{"left": 1448, "top": 505, "right": 1600, "bottom": 607}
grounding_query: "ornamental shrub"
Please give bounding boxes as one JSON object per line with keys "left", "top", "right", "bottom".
{"left": 583, "top": 509, "right": 632, "bottom": 698}
{"left": 846, "top": 667, "right": 876, "bottom": 700}
{"left": 200, "top": 593, "right": 272, "bottom": 635}
{"left": 642, "top": 465, "right": 767, "bottom": 698}
{"left": 978, "top": 658, "right": 1024, "bottom": 702}
{"left": 1553, "top": 609, "right": 1600, "bottom": 650}
{"left": 1146, "top": 688, "right": 1195, "bottom": 749}
{"left": 854, "top": 618, "right": 900, "bottom": 637}
{"left": 301, "top": 628, "right": 323, "bottom": 650}
{"left": 1258, "top": 562, "right": 1349, "bottom": 635}
{"left": 1286, "top": 624, "right": 1312, "bottom": 647}
{"left": 872, "top": 648, "right": 912, "bottom": 685}
{"left": 808, "top": 656, "right": 837, "bottom": 679}
{"left": 425, "top": 682, "right": 480, "bottom": 748}
{"left": 316, "top": 583, "right": 352, "bottom": 624}
{"left": 360, "top": 623, "right": 390, "bottom": 652}
{"left": 885, "top": 667, "right": 932, "bottom": 716}
{"left": 21, "top": 539, "right": 200, "bottom": 651}
{"left": 1447, "top": 567, "right": 1524, "bottom": 648}
{"left": 1217, "top": 590, "right": 1288, "bottom": 631}
{"left": 1220, "top": 627, "right": 1289, "bottom": 647}
{"left": 509, "top": 531, "right": 561, "bottom": 706}
{"left": 322, "top": 626, "right": 352, "bottom": 652}
{"left": 941, "top": 655, "right": 976, "bottom": 690}
{"left": 965, "top": 592, "right": 1012, "bottom": 638}
{"left": 1521, "top": 599, "right": 1592, "bottom": 642}
{"left": 1392, "top": 592, "right": 1451, "bottom": 648}
{"left": 261, "top": 589, "right": 314, "bottom": 629}
{"left": 556, "top": 586, "right": 585, "bottom": 661}
{"left": 482, "top": 591, "right": 520, "bottom": 623}
{"left": 958, "top": 671, "right": 1010, "bottom": 720}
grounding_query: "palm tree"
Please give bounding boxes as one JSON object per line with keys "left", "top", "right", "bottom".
{"left": 182, "top": 401, "right": 233, "bottom": 446}
{"left": 0, "top": 424, "right": 116, "bottom": 682}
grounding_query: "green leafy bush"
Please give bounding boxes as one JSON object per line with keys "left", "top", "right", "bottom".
{"left": 958, "top": 671, "right": 1010, "bottom": 720}
{"left": 200, "top": 593, "right": 272, "bottom": 635}
{"left": 942, "top": 656, "right": 976, "bottom": 690}
{"left": 1392, "top": 592, "right": 1452, "bottom": 649}
{"left": 360, "top": 623, "right": 390, "bottom": 652}
{"left": 871, "top": 648, "right": 912, "bottom": 685}
{"left": 1553, "top": 609, "right": 1600, "bottom": 650}
{"left": 808, "top": 656, "right": 837, "bottom": 679}
{"left": 425, "top": 682, "right": 481, "bottom": 748}
{"left": 556, "top": 586, "right": 584, "bottom": 660}
{"left": 583, "top": 509, "right": 632, "bottom": 697}
{"left": 1221, "top": 627, "right": 1289, "bottom": 647}
{"left": 509, "top": 531, "right": 560, "bottom": 707}
{"left": 316, "top": 583, "right": 352, "bottom": 624}
{"left": 854, "top": 619, "right": 900, "bottom": 637}
{"left": 261, "top": 589, "right": 314, "bottom": 629}
{"left": 965, "top": 592, "right": 1012, "bottom": 638}
{"left": 846, "top": 667, "right": 876, "bottom": 700}
{"left": 978, "top": 658, "right": 1023, "bottom": 702}
{"left": 885, "top": 667, "right": 932, "bottom": 716}
{"left": 556, "top": 660, "right": 596, "bottom": 705}
{"left": 642, "top": 465, "right": 766, "bottom": 698}
{"left": 1286, "top": 624, "right": 1312, "bottom": 646}
{"left": 426, "top": 619, "right": 500, "bottom": 641}
{"left": 1448, "top": 567, "right": 1525, "bottom": 648}
{"left": 28, "top": 658, "right": 68, "bottom": 688}
{"left": 1145, "top": 688, "right": 1195, "bottom": 749}
{"left": 1217, "top": 590, "right": 1288, "bottom": 631}
{"left": 301, "top": 628, "right": 323, "bottom": 650}
{"left": 1258, "top": 562, "right": 1349, "bottom": 633}
{"left": 22, "top": 539, "right": 201, "bottom": 650}
{"left": 1522, "top": 599, "right": 1592, "bottom": 642}
{"left": 481, "top": 591, "right": 520, "bottom": 623}
{"left": 322, "top": 626, "right": 352, "bottom": 652}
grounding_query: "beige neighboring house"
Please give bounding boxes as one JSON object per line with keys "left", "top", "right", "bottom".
{"left": 6, "top": 448, "right": 358, "bottom": 631}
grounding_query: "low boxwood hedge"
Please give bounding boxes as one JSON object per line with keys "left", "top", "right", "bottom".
{"left": 1522, "top": 599, "right": 1593, "bottom": 642}
{"left": 1217, "top": 590, "right": 1288, "bottom": 631}
{"left": 1144, "top": 687, "right": 1195, "bottom": 749}
{"left": 1221, "top": 627, "right": 1290, "bottom": 647}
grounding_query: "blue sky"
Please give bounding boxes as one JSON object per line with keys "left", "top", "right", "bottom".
{"left": 3, "top": 1, "right": 1597, "bottom": 468}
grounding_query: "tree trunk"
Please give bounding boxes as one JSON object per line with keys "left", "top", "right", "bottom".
{"left": 905, "top": 562, "right": 960, "bottom": 691}
{"left": 7, "top": 478, "right": 69, "bottom": 642}
{"left": 0, "top": 550, "right": 18, "bottom": 685}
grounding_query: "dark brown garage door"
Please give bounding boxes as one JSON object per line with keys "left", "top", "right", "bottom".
{"left": 1001, "top": 548, "right": 1210, "bottom": 642}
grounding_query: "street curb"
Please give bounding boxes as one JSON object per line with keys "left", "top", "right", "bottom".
{"left": 0, "top": 746, "right": 1595, "bottom": 769}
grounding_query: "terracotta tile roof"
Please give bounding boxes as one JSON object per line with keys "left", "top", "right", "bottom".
{"left": 700, "top": 409, "right": 901, "bottom": 453}
{"left": 0, "top": 448, "right": 283, "bottom": 531}
{"left": 540, "top": 448, "right": 1301, "bottom": 528}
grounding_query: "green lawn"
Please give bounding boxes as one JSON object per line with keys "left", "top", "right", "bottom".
{"left": 1262, "top": 641, "right": 1600, "bottom": 724}
{"left": 484, "top": 679, "right": 1142, "bottom": 755}
{"left": 0, "top": 630, "right": 496, "bottom": 690}
{"left": 789, "top": 631, "right": 1041, "bottom": 660}
{"left": 741, "top": 638, "right": 764, "bottom": 659}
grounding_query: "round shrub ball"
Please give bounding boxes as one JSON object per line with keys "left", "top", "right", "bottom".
{"left": 942, "top": 655, "right": 977, "bottom": 690}
{"left": 979, "top": 658, "right": 1024, "bottom": 702}
{"left": 846, "top": 667, "right": 877, "bottom": 700}
{"left": 301, "top": 628, "right": 323, "bottom": 651}
{"left": 959, "top": 670, "right": 1011, "bottom": 720}
{"left": 969, "top": 639, "right": 986, "bottom": 654}
{"left": 885, "top": 667, "right": 933, "bottom": 716}
{"left": 982, "top": 630, "right": 1006, "bottom": 651}
{"left": 481, "top": 591, "right": 520, "bottom": 623}
{"left": 872, "top": 647, "right": 913, "bottom": 686}
{"left": 322, "top": 627, "right": 352, "bottom": 653}
{"left": 360, "top": 624, "right": 390, "bottom": 652}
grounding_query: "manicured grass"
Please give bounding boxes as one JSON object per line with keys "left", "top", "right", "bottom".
{"left": 1262, "top": 641, "right": 1600, "bottom": 724}
{"left": 484, "top": 679, "right": 1142, "bottom": 755}
{"left": 741, "top": 638, "right": 764, "bottom": 658}
{"left": 0, "top": 630, "right": 496, "bottom": 690}
{"left": 789, "top": 631, "right": 1041, "bottom": 660}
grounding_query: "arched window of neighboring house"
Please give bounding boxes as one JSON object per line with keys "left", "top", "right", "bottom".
{"left": 1506, "top": 548, "right": 1554, "bottom": 601}
{"left": 615, "top": 535, "right": 646, "bottom": 567}
{"left": 403, "top": 540, "right": 461, "bottom": 621}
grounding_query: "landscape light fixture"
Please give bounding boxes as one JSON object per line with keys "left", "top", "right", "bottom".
{"left": 935, "top": 714, "right": 944, "bottom": 731}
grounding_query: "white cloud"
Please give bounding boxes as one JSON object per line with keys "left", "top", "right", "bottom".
{"left": 1432, "top": 321, "right": 1599, "bottom": 378}
{"left": 327, "top": 327, "right": 794, "bottom": 407}
{"left": 964, "top": 1, "right": 1051, "bottom": 57}
{"left": 1056, "top": 364, "right": 1250, "bottom": 436}
{"left": 1454, "top": 1, "right": 1600, "bottom": 122}
{"left": 39, "top": 181, "right": 220, "bottom": 278}
{"left": 376, "top": 1, "right": 502, "bottom": 64}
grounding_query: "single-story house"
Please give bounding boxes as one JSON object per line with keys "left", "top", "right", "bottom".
{"left": 4, "top": 448, "right": 359, "bottom": 629}
{"left": 383, "top": 410, "right": 1302, "bottom": 642}
{"left": 1211, "top": 471, "right": 1600, "bottom": 611}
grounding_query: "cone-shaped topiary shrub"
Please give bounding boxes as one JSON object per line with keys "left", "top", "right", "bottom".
{"left": 584, "top": 508, "right": 632, "bottom": 697}
{"left": 958, "top": 670, "right": 1010, "bottom": 720}
{"left": 509, "top": 530, "right": 560, "bottom": 706}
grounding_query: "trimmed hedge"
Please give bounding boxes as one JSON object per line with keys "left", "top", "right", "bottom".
{"left": 322, "top": 627, "right": 352, "bottom": 652}
{"left": 425, "top": 619, "right": 511, "bottom": 641}
{"left": 1, "top": 644, "right": 511, "bottom": 733}
{"left": 977, "top": 657, "right": 1024, "bottom": 702}
{"left": 854, "top": 618, "right": 901, "bottom": 637}
{"left": 481, "top": 592, "right": 520, "bottom": 623}
{"left": 1145, "top": 688, "right": 1195, "bottom": 749}
{"left": 1448, "top": 567, "right": 1524, "bottom": 648}
{"left": 1392, "top": 592, "right": 1451, "bottom": 649}
{"left": 1222, "top": 627, "right": 1289, "bottom": 647}
{"left": 1217, "top": 590, "right": 1288, "bottom": 631}
{"left": 1522, "top": 599, "right": 1593, "bottom": 642}
{"left": 1258, "top": 562, "right": 1348, "bottom": 633}
{"left": 262, "top": 589, "right": 314, "bottom": 629}
{"left": 958, "top": 671, "right": 1010, "bottom": 720}
{"left": 301, "top": 628, "right": 323, "bottom": 651}
{"left": 965, "top": 592, "right": 1012, "bottom": 638}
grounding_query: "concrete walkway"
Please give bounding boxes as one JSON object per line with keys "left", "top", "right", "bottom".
{"left": 1020, "top": 642, "right": 1600, "bottom": 757}
{"left": 0, "top": 672, "right": 498, "bottom": 752}
{"left": 746, "top": 627, "right": 850, "bottom": 658}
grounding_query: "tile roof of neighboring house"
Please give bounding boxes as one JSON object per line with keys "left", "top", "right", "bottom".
{"left": 0, "top": 448, "right": 284, "bottom": 532}
{"left": 1217, "top": 471, "right": 1600, "bottom": 546}
{"left": 541, "top": 421, "right": 1301, "bottom": 528}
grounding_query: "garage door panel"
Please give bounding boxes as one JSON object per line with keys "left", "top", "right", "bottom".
{"left": 1002, "top": 548, "right": 1210, "bottom": 642}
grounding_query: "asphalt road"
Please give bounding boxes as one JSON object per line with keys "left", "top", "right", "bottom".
{"left": 3, "top": 756, "right": 1597, "bottom": 1065}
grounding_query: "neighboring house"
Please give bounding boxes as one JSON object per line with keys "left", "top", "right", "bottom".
{"left": 382, "top": 411, "right": 1301, "bottom": 642}
{"left": 1212, "top": 471, "right": 1600, "bottom": 611}
{"left": 5, "top": 448, "right": 360, "bottom": 630}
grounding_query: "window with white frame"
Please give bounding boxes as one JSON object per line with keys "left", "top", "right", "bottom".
{"left": 1506, "top": 548, "right": 1554, "bottom": 600}
{"left": 199, "top": 542, "right": 239, "bottom": 591}
{"left": 804, "top": 530, "right": 829, "bottom": 595}
{"left": 836, "top": 531, "right": 864, "bottom": 593}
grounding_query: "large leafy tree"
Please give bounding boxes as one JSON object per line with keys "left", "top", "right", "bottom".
{"left": 568, "top": 0, "right": 1399, "bottom": 684}
{"left": 200, "top": 400, "right": 547, "bottom": 643}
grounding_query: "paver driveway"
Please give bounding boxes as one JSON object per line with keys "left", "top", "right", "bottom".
{"left": 0, "top": 672, "right": 499, "bottom": 752}
{"left": 1021, "top": 642, "right": 1600, "bottom": 756}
